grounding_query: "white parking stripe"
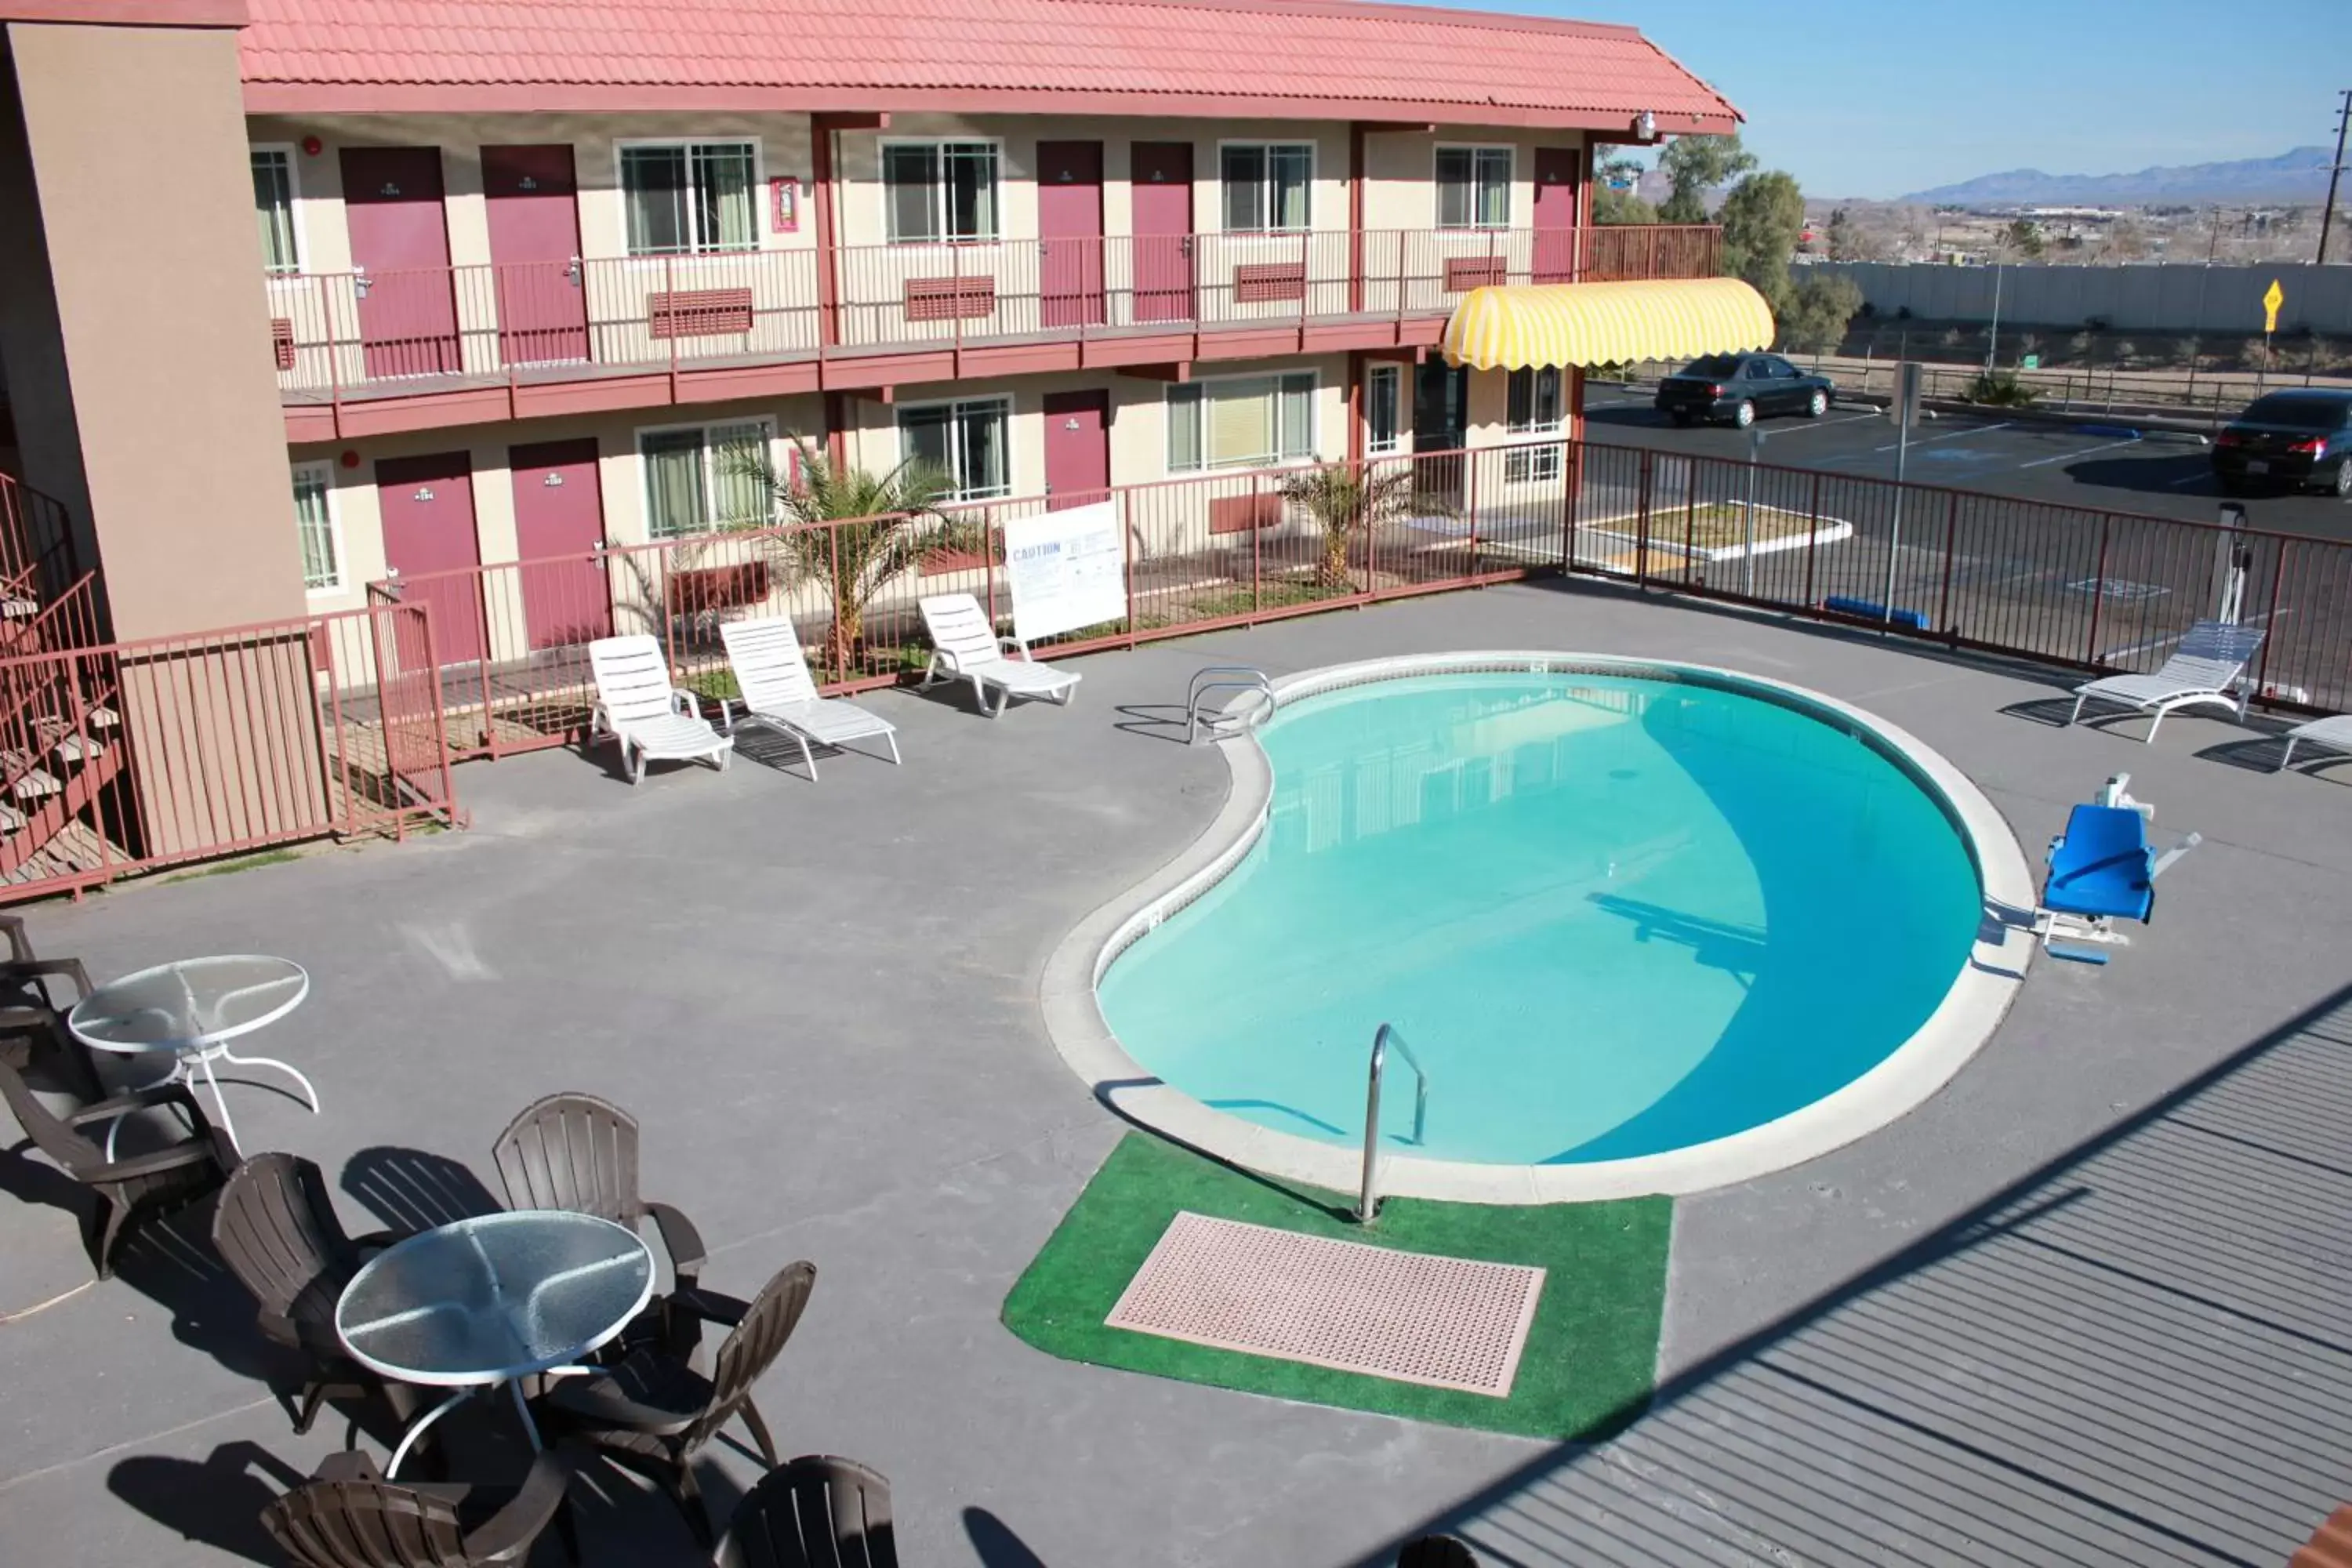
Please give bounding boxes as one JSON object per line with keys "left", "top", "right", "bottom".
{"left": 2169, "top": 471, "right": 2212, "bottom": 488}
{"left": 2018, "top": 435, "right": 2141, "bottom": 469}
{"left": 1871, "top": 421, "right": 2013, "bottom": 452}
{"left": 1768, "top": 412, "right": 1882, "bottom": 435}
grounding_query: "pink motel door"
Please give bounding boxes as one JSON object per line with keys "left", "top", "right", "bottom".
{"left": 339, "top": 147, "right": 463, "bottom": 379}
{"left": 509, "top": 438, "right": 612, "bottom": 649}
{"left": 1043, "top": 390, "right": 1111, "bottom": 510}
{"left": 1038, "top": 140, "right": 1105, "bottom": 329}
{"left": 1131, "top": 142, "right": 1196, "bottom": 323}
{"left": 375, "top": 451, "right": 486, "bottom": 666}
{"left": 1533, "top": 147, "right": 1581, "bottom": 285}
{"left": 481, "top": 145, "right": 590, "bottom": 366}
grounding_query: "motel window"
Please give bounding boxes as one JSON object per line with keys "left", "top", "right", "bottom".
{"left": 1365, "top": 363, "right": 1403, "bottom": 456}
{"left": 252, "top": 147, "right": 299, "bottom": 275}
{"left": 640, "top": 420, "right": 774, "bottom": 539}
{"left": 898, "top": 397, "right": 1011, "bottom": 502}
{"left": 1504, "top": 366, "right": 1565, "bottom": 482}
{"left": 621, "top": 141, "right": 757, "bottom": 256}
{"left": 884, "top": 142, "right": 1001, "bottom": 243}
{"left": 1167, "top": 372, "right": 1316, "bottom": 474}
{"left": 1436, "top": 147, "right": 1512, "bottom": 230}
{"left": 292, "top": 463, "right": 339, "bottom": 591}
{"left": 1221, "top": 143, "right": 1312, "bottom": 233}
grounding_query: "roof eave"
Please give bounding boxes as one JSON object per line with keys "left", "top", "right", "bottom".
{"left": 240, "top": 81, "right": 1738, "bottom": 135}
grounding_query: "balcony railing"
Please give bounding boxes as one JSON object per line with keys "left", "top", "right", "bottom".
{"left": 265, "top": 225, "right": 1719, "bottom": 404}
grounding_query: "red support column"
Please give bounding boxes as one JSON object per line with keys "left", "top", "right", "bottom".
{"left": 1348, "top": 122, "right": 1367, "bottom": 315}
{"left": 812, "top": 124, "right": 842, "bottom": 351}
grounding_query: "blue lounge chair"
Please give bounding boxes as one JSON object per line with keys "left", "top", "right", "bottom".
{"left": 2036, "top": 780, "right": 2200, "bottom": 964}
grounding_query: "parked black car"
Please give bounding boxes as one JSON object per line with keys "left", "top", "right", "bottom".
{"left": 2212, "top": 389, "right": 2352, "bottom": 498}
{"left": 1654, "top": 353, "right": 1836, "bottom": 428}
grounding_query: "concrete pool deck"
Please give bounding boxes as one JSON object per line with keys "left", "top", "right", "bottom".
{"left": 3, "top": 577, "right": 2350, "bottom": 1565}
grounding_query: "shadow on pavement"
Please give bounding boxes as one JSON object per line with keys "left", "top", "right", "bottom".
{"left": 107, "top": 1440, "right": 307, "bottom": 1566}
{"left": 965, "top": 1505, "right": 1051, "bottom": 1566}
{"left": 342, "top": 1145, "right": 502, "bottom": 1234}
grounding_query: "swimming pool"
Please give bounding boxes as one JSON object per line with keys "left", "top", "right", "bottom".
{"left": 1050, "top": 654, "right": 2033, "bottom": 1203}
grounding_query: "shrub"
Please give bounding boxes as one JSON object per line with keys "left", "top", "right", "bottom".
{"left": 1965, "top": 370, "right": 2038, "bottom": 407}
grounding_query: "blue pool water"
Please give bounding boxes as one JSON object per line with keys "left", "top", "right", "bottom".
{"left": 1097, "top": 671, "right": 1985, "bottom": 1166}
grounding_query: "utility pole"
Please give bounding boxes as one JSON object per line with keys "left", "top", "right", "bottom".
{"left": 2321, "top": 88, "right": 2351, "bottom": 265}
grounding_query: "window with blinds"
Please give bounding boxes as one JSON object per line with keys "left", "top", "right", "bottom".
{"left": 252, "top": 148, "right": 299, "bottom": 275}
{"left": 1436, "top": 147, "right": 1512, "bottom": 230}
{"left": 1504, "top": 366, "right": 1565, "bottom": 482}
{"left": 641, "top": 420, "right": 775, "bottom": 539}
{"left": 884, "top": 142, "right": 1001, "bottom": 243}
{"left": 898, "top": 397, "right": 1011, "bottom": 501}
{"left": 1220, "top": 143, "right": 1312, "bottom": 233}
{"left": 622, "top": 141, "right": 757, "bottom": 256}
{"left": 291, "top": 463, "right": 339, "bottom": 590}
{"left": 1167, "top": 372, "right": 1317, "bottom": 473}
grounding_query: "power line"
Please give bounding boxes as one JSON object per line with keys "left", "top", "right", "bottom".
{"left": 2320, "top": 88, "right": 2351, "bottom": 265}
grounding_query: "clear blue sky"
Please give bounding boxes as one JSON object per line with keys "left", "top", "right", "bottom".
{"left": 1437, "top": 0, "right": 2348, "bottom": 199}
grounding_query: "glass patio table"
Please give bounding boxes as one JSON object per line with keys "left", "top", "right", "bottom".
{"left": 336, "top": 1210, "right": 656, "bottom": 1476}
{"left": 67, "top": 954, "right": 314, "bottom": 1154}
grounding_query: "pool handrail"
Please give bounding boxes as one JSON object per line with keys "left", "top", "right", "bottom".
{"left": 1186, "top": 666, "right": 1276, "bottom": 744}
{"left": 1357, "top": 1022, "right": 1429, "bottom": 1225}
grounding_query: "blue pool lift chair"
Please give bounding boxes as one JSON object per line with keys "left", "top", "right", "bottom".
{"left": 2036, "top": 775, "right": 2201, "bottom": 964}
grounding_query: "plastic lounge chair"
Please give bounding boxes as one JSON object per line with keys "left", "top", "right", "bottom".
{"left": 546, "top": 1259, "right": 816, "bottom": 1544}
{"left": 0, "top": 1051, "right": 238, "bottom": 1277}
{"left": 214, "top": 1152, "right": 421, "bottom": 1437}
{"left": 2067, "top": 619, "right": 2267, "bottom": 742}
{"left": 717, "top": 616, "right": 901, "bottom": 779}
{"left": 2034, "top": 780, "right": 2200, "bottom": 964}
{"left": 588, "top": 634, "right": 732, "bottom": 785}
{"left": 2279, "top": 713, "right": 2352, "bottom": 771}
{"left": 492, "top": 1091, "right": 707, "bottom": 1352}
{"left": 261, "top": 1446, "right": 575, "bottom": 1568}
{"left": 715, "top": 1456, "right": 898, "bottom": 1568}
{"left": 916, "top": 593, "right": 1080, "bottom": 717}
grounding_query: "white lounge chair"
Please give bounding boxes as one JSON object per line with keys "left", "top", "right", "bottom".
{"left": 2067, "top": 619, "right": 2267, "bottom": 742}
{"left": 2280, "top": 713, "right": 2352, "bottom": 771}
{"left": 916, "top": 593, "right": 1081, "bottom": 717}
{"left": 716, "top": 616, "right": 901, "bottom": 779}
{"left": 587, "top": 634, "right": 732, "bottom": 785}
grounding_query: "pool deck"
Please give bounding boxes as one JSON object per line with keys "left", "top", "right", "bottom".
{"left": 4, "top": 577, "right": 2350, "bottom": 1566}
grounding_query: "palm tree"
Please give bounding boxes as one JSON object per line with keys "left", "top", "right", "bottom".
{"left": 1278, "top": 461, "right": 1426, "bottom": 590}
{"left": 729, "top": 438, "right": 972, "bottom": 677}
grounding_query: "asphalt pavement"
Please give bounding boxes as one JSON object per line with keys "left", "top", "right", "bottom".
{"left": 1580, "top": 384, "right": 2352, "bottom": 542}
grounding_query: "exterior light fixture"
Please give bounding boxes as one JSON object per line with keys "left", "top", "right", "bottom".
{"left": 1636, "top": 111, "right": 1657, "bottom": 143}
{"left": 301, "top": 135, "right": 323, "bottom": 157}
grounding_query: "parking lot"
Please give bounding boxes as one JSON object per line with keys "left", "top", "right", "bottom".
{"left": 1581, "top": 383, "right": 2352, "bottom": 541}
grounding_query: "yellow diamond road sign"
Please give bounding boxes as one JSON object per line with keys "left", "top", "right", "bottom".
{"left": 2264, "top": 278, "right": 2285, "bottom": 333}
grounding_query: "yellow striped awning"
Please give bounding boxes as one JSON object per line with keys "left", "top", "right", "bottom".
{"left": 1441, "top": 277, "right": 1776, "bottom": 372}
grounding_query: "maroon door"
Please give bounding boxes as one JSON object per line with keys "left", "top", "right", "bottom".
{"left": 510, "top": 438, "right": 610, "bottom": 650}
{"left": 376, "top": 452, "right": 486, "bottom": 666}
{"left": 340, "top": 147, "right": 462, "bottom": 379}
{"left": 1038, "top": 140, "right": 1105, "bottom": 329}
{"left": 1131, "top": 142, "right": 1196, "bottom": 323}
{"left": 1043, "top": 390, "right": 1111, "bottom": 510}
{"left": 1533, "top": 147, "right": 1581, "bottom": 285}
{"left": 482, "top": 145, "right": 589, "bottom": 366}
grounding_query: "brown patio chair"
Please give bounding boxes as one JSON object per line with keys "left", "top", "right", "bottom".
{"left": 212, "top": 1151, "right": 421, "bottom": 1437}
{"left": 715, "top": 1456, "right": 896, "bottom": 1568}
{"left": 1398, "top": 1537, "right": 1479, "bottom": 1567}
{"left": 491, "top": 1091, "right": 707, "bottom": 1290}
{"left": 544, "top": 1258, "right": 816, "bottom": 1544}
{"left": 0, "top": 1051, "right": 238, "bottom": 1277}
{"left": 261, "top": 1446, "right": 576, "bottom": 1568}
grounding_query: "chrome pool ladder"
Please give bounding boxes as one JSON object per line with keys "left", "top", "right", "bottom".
{"left": 1357, "top": 1022, "right": 1430, "bottom": 1225}
{"left": 1186, "top": 666, "right": 1276, "bottom": 744}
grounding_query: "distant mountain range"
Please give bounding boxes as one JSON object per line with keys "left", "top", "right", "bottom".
{"left": 1902, "top": 147, "right": 2336, "bottom": 207}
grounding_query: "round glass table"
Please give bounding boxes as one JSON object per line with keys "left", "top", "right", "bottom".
{"left": 336, "top": 1210, "right": 656, "bottom": 1475}
{"left": 67, "top": 955, "right": 314, "bottom": 1153}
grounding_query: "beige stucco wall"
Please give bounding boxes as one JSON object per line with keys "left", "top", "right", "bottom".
{"left": 12, "top": 22, "right": 304, "bottom": 638}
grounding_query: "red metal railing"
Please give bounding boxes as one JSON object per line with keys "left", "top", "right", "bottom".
{"left": 0, "top": 470, "right": 82, "bottom": 620}
{"left": 267, "top": 226, "right": 1722, "bottom": 403}
{"left": 0, "top": 601, "right": 462, "bottom": 904}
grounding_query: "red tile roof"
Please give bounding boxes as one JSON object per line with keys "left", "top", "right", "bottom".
{"left": 238, "top": 0, "right": 1739, "bottom": 132}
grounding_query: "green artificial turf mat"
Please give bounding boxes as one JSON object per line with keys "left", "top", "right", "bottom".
{"left": 1002, "top": 1133, "right": 1671, "bottom": 1439}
